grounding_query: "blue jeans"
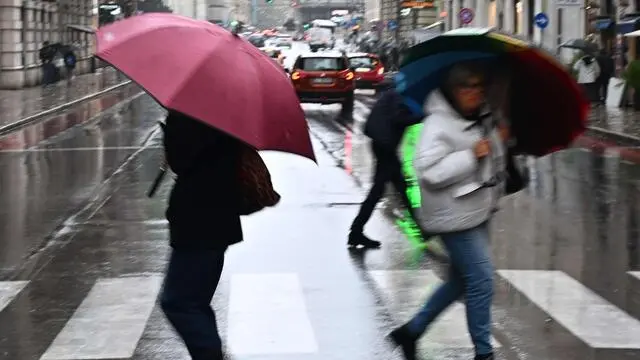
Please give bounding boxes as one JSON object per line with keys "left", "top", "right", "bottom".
{"left": 406, "top": 223, "right": 494, "bottom": 356}
{"left": 161, "top": 248, "right": 226, "bottom": 359}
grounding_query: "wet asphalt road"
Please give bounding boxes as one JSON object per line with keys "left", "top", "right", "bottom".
{"left": 0, "top": 93, "right": 640, "bottom": 360}
{"left": 1, "top": 47, "right": 640, "bottom": 360}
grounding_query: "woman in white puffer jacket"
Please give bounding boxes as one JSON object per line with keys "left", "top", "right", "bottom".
{"left": 573, "top": 55, "right": 601, "bottom": 102}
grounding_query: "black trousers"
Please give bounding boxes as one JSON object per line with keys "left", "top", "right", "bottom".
{"left": 598, "top": 77, "right": 610, "bottom": 102}
{"left": 351, "top": 143, "right": 413, "bottom": 233}
{"left": 161, "top": 248, "right": 225, "bottom": 360}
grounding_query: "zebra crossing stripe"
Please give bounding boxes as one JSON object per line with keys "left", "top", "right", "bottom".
{"left": 628, "top": 271, "right": 640, "bottom": 281}
{"left": 369, "top": 270, "right": 501, "bottom": 349}
{"left": 0, "top": 281, "right": 29, "bottom": 312}
{"left": 227, "top": 273, "right": 318, "bottom": 355}
{"left": 498, "top": 270, "right": 640, "bottom": 349}
{"left": 40, "top": 275, "right": 163, "bottom": 360}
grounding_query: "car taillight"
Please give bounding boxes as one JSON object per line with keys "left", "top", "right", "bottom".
{"left": 291, "top": 71, "right": 301, "bottom": 80}
{"left": 345, "top": 72, "right": 354, "bottom": 80}
{"left": 377, "top": 67, "right": 384, "bottom": 75}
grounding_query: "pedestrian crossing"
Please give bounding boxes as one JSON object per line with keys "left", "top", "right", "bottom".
{"left": 0, "top": 269, "right": 639, "bottom": 359}
{"left": 0, "top": 280, "right": 28, "bottom": 312}
{"left": 227, "top": 273, "right": 318, "bottom": 355}
{"left": 40, "top": 276, "right": 163, "bottom": 360}
{"left": 498, "top": 270, "right": 640, "bottom": 349}
{"left": 369, "top": 270, "right": 501, "bottom": 350}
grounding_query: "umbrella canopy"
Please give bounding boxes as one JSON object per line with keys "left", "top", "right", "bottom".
{"left": 559, "top": 38, "right": 599, "bottom": 54}
{"left": 96, "top": 13, "right": 315, "bottom": 162}
{"left": 396, "top": 28, "right": 588, "bottom": 157}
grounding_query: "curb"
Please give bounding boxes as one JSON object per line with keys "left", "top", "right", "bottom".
{"left": 0, "top": 80, "right": 132, "bottom": 136}
{"left": 585, "top": 125, "right": 640, "bottom": 145}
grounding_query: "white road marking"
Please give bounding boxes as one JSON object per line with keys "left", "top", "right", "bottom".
{"left": 628, "top": 271, "right": 640, "bottom": 281}
{"left": 369, "top": 270, "right": 500, "bottom": 349}
{"left": 227, "top": 273, "right": 318, "bottom": 355}
{"left": 40, "top": 275, "right": 163, "bottom": 360}
{"left": 498, "top": 270, "right": 640, "bottom": 349}
{"left": 0, "top": 281, "right": 29, "bottom": 312}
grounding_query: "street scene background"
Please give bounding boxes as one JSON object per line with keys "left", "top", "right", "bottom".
{"left": 1, "top": 38, "right": 640, "bottom": 360}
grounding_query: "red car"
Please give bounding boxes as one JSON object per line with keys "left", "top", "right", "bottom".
{"left": 347, "top": 53, "right": 385, "bottom": 89}
{"left": 290, "top": 53, "right": 355, "bottom": 108}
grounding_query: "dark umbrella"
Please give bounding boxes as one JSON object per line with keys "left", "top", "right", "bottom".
{"left": 396, "top": 28, "right": 588, "bottom": 157}
{"left": 559, "top": 39, "right": 598, "bottom": 54}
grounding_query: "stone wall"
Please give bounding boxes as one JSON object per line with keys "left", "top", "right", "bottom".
{"left": 0, "top": 0, "right": 95, "bottom": 89}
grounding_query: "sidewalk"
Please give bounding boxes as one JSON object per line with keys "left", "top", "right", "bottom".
{"left": 588, "top": 106, "right": 640, "bottom": 141}
{"left": 0, "top": 68, "right": 130, "bottom": 129}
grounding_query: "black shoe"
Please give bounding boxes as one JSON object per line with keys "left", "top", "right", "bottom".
{"left": 347, "top": 232, "right": 381, "bottom": 248}
{"left": 388, "top": 325, "right": 417, "bottom": 360}
{"left": 474, "top": 353, "right": 494, "bottom": 360}
{"left": 188, "top": 347, "right": 224, "bottom": 360}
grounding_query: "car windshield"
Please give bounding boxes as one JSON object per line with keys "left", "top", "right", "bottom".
{"left": 348, "top": 56, "right": 376, "bottom": 68}
{"left": 300, "top": 57, "right": 345, "bottom": 71}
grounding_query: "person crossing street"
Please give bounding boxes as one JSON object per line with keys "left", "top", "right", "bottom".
{"left": 348, "top": 87, "right": 423, "bottom": 248}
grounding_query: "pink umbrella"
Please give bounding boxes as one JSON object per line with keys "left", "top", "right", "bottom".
{"left": 96, "top": 13, "right": 314, "bottom": 161}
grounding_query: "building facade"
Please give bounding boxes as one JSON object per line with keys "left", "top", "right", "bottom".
{"left": 0, "top": 0, "right": 98, "bottom": 89}
{"left": 229, "top": 0, "right": 250, "bottom": 23}
{"left": 253, "top": 0, "right": 294, "bottom": 28}
{"left": 443, "top": 0, "right": 604, "bottom": 58}
{"left": 379, "top": 0, "right": 439, "bottom": 40}
{"left": 364, "top": 0, "right": 379, "bottom": 23}
{"left": 164, "top": 0, "right": 207, "bottom": 19}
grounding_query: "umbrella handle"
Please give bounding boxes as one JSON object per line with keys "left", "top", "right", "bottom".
{"left": 147, "top": 167, "right": 167, "bottom": 198}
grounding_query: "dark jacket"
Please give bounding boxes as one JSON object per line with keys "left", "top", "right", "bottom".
{"left": 363, "top": 88, "right": 423, "bottom": 152}
{"left": 39, "top": 44, "right": 55, "bottom": 64}
{"left": 62, "top": 47, "right": 77, "bottom": 69}
{"left": 164, "top": 112, "right": 243, "bottom": 249}
{"left": 596, "top": 53, "right": 614, "bottom": 80}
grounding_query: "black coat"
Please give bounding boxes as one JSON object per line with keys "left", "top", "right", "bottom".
{"left": 363, "top": 89, "right": 423, "bottom": 152}
{"left": 596, "top": 54, "right": 614, "bottom": 80}
{"left": 164, "top": 112, "right": 243, "bottom": 250}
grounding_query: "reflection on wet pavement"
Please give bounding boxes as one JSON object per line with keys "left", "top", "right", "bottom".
{"left": 1, "top": 91, "right": 640, "bottom": 360}
{"left": 0, "top": 95, "right": 164, "bottom": 278}
{"left": 0, "top": 68, "right": 129, "bottom": 128}
{"left": 0, "top": 85, "right": 141, "bottom": 150}
{"left": 305, "top": 99, "right": 640, "bottom": 360}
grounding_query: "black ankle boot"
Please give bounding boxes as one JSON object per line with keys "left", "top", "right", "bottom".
{"left": 474, "top": 353, "right": 494, "bottom": 360}
{"left": 388, "top": 325, "right": 417, "bottom": 360}
{"left": 347, "top": 231, "right": 381, "bottom": 248}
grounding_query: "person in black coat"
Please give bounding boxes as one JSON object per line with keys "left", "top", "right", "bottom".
{"left": 348, "top": 88, "right": 423, "bottom": 248}
{"left": 39, "top": 41, "right": 57, "bottom": 86}
{"left": 595, "top": 49, "right": 614, "bottom": 104}
{"left": 160, "top": 111, "right": 243, "bottom": 360}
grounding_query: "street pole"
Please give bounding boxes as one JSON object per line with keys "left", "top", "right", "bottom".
{"left": 251, "top": 0, "right": 257, "bottom": 25}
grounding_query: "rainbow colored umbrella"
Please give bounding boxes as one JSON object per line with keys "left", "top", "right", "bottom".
{"left": 395, "top": 28, "right": 588, "bottom": 157}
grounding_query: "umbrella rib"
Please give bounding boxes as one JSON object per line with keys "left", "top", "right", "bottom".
{"left": 165, "top": 29, "right": 225, "bottom": 105}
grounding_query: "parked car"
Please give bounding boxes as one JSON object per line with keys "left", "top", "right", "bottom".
{"left": 260, "top": 47, "right": 286, "bottom": 67}
{"left": 290, "top": 52, "right": 354, "bottom": 109}
{"left": 347, "top": 53, "right": 385, "bottom": 89}
{"left": 272, "top": 34, "right": 293, "bottom": 49}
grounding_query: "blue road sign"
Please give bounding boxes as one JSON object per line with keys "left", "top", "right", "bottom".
{"left": 459, "top": 8, "right": 474, "bottom": 25}
{"left": 387, "top": 19, "right": 398, "bottom": 30}
{"left": 534, "top": 12, "right": 549, "bottom": 29}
